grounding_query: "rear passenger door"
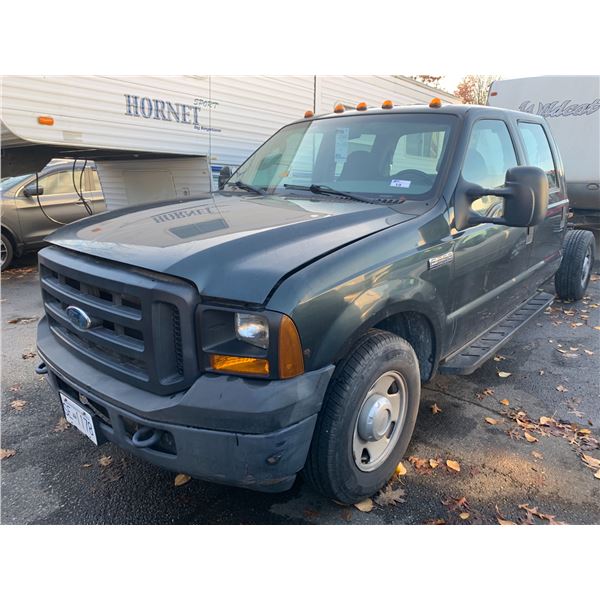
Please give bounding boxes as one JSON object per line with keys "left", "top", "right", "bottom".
{"left": 449, "top": 119, "right": 530, "bottom": 351}
{"left": 517, "top": 121, "right": 568, "bottom": 289}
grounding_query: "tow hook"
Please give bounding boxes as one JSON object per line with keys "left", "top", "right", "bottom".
{"left": 35, "top": 362, "right": 48, "bottom": 375}
{"left": 131, "top": 427, "right": 162, "bottom": 448}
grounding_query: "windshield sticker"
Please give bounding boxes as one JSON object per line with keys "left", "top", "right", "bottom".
{"left": 390, "top": 179, "right": 411, "bottom": 188}
{"left": 334, "top": 128, "right": 350, "bottom": 163}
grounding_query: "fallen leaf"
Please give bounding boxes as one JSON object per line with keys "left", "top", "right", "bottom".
{"left": 485, "top": 417, "right": 498, "bottom": 425}
{"left": 354, "top": 498, "right": 374, "bottom": 512}
{"left": 532, "top": 451, "right": 543, "bottom": 460}
{"left": 518, "top": 503, "right": 564, "bottom": 525}
{"left": 408, "top": 456, "right": 429, "bottom": 471}
{"left": 578, "top": 429, "right": 592, "bottom": 435}
{"left": 431, "top": 403, "right": 442, "bottom": 414}
{"left": 424, "top": 518, "right": 446, "bottom": 525}
{"left": 7, "top": 317, "right": 38, "bottom": 325}
{"left": 593, "top": 326, "right": 600, "bottom": 331}
{"left": 395, "top": 461, "right": 407, "bottom": 476}
{"left": 0, "top": 448, "right": 17, "bottom": 460}
{"left": 493, "top": 355, "right": 506, "bottom": 362}
{"left": 584, "top": 349, "right": 594, "bottom": 355}
{"left": 54, "top": 417, "right": 71, "bottom": 432}
{"left": 539, "top": 369, "right": 545, "bottom": 375}
{"left": 429, "top": 458, "right": 439, "bottom": 469}
{"left": 10, "top": 399, "right": 27, "bottom": 411}
{"left": 581, "top": 454, "right": 600, "bottom": 470}
{"left": 500, "top": 399, "right": 510, "bottom": 406}
{"left": 497, "top": 516, "right": 517, "bottom": 525}
{"left": 81, "top": 463, "right": 92, "bottom": 468}
{"left": 595, "top": 470, "right": 600, "bottom": 480}
{"left": 374, "top": 485, "right": 406, "bottom": 507}
{"left": 459, "top": 512, "right": 470, "bottom": 520}
{"left": 174, "top": 473, "right": 191, "bottom": 487}
{"left": 539, "top": 416, "right": 554, "bottom": 426}
{"left": 446, "top": 459, "right": 461, "bottom": 472}
{"left": 98, "top": 455, "right": 113, "bottom": 467}
{"left": 556, "top": 385, "right": 568, "bottom": 392}
{"left": 524, "top": 432, "right": 538, "bottom": 443}
{"left": 21, "top": 351, "right": 37, "bottom": 359}
{"left": 497, "top": 371, "right": 512, "bottom": 378}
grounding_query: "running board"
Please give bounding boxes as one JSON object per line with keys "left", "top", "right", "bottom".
{"left": 439, "top": 291, "right": 555, "bottom": 375}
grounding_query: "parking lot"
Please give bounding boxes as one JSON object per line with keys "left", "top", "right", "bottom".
{"left": 1, "top": 253, "right": 599, "bottom": 525}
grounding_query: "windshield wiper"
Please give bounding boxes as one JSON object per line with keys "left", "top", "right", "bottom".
{"left": 283, "top": 183, "right": 377, "bottom": 204}
{"left": 229, "top": 181, "right": 267, "bottom": 196}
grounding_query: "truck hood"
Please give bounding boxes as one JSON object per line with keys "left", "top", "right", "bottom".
{"left": 47, "top": 193, "right": 415, "bottom": 304}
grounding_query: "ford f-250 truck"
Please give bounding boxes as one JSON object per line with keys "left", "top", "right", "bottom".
{"left": 36, "top": 101, "right": 595, "bottom": 504}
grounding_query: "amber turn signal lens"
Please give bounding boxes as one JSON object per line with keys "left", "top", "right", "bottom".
{"left": 278, "top": 315, "right": 304, "bottom": 379}
{"left": 429, "top": 97, "right": 442, "bottom": 108}
{"left": 356, "top": 101, "right": 367, "bottom": 111}
{"left": 381, "top": 100, "right": 393, "bottom": 109}
{"left": 304, "top": 110, "right": 314, "bottom": 118}
{"left": 334, "top": 103, "right": 345, "bottom": 113}
{"left": 210, "top": 354, "right": 269, "bottom": 376}
{"left": 37, "top": 116, "right": 54, "bottom": 126}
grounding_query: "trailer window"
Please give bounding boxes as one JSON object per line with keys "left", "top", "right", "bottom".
{"left": 518, "top": 122, "right": 558, "bottom": 189}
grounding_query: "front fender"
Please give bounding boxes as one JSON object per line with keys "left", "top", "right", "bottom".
{"left": 268, "top": 213, "right": 453, "bottom": 372}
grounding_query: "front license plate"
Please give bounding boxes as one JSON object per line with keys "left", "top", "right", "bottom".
{"left": 60, "top": 392, "right": 98, "bottom": 445}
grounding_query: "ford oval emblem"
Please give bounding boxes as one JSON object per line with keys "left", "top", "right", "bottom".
{"left": 65, "top": 306, "right": 93, "bottom": 330}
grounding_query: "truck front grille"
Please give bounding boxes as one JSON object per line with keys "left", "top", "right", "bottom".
{"left": 39, "top": 246, "right": 199, "bottom": 394}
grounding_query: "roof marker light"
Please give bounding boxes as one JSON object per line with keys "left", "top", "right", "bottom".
{"left": 356, "top": 101, "right": 367, "bottom": 111}
{"left": 490, "top": 91, "right": 498, "bottom": 97}
{"left": 37, "top": 116, "right": 54, "bottom": 126}
{"left": 304, "top": 110, "right": 314, "bottom": 118}
{"left": 429, "top": 97, "right": 442, "bottom": 108}
{"left": 334, "top": 103, "right": 345, "bottom": 113}
{"left": 381, "top": 100, "right": 393, "bottom": 109}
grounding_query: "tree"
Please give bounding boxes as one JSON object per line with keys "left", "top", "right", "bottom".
{"left": 411, "top": 75, "right": 443, "bottom": 89}
{"left": 454, "top": 75, "right": 500, "bottom": 105}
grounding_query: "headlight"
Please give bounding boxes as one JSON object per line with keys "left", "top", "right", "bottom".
{"left": 235, "top": 313, "right": 269, "bottom": 349}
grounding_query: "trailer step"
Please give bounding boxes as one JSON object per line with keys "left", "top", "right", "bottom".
{"left": 439, "top": 291, "right": 555, "bottom": 375}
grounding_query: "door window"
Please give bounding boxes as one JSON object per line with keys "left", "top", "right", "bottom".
{"left": 518, "top": 122, "right": 558, "bottom": 189}
{"left": 38, "top": 170, "right": 79, "bottom": 196}
{"left": 462, "top": 120, "right": 518, "bottom": 217}
{"left": 85, "top": 169, "right": 102, "bottom": 192}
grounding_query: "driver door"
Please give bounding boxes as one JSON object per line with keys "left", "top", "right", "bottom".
{"left": 449, "top": 119, "right": 531, "bottom": 352}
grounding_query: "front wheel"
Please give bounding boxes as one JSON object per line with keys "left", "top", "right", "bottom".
{"left": 555, "top": 229, "right": 596, "bottom": 301}
{"left": 303, "top": 329, "right": 421, "bottom": 504}
{"left": 1, "top": 233, "right": 14, "bottom": 272}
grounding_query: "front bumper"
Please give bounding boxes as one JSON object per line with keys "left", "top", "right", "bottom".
{"left": 37, "top": 317, "right": 334, "bottom": 492}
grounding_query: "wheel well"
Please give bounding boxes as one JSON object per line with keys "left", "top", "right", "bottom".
{"left": 373, "top": 311, "right": 436, "bottom": 381}
{"left": 1, "top": 226, "right": 16, "bottom": 248}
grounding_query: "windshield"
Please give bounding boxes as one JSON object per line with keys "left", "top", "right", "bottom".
{"left": 1, "top": 174, "right": 30, "bottom": 193}
{"left": 227, "top": 113, "right": 456, "bottom": 201}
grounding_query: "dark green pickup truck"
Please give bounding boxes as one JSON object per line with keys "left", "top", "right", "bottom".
{"left": 36, "top": 102, "right": 595, "bottom": 503}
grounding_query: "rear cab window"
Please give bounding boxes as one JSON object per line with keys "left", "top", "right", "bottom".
{"left": 517, "top": 122, "right": 559, "bottom": 189}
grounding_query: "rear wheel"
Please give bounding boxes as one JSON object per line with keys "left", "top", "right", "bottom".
{"left": 555, "top": 229, "right": 596, "bottom": 301}
{"left": 1, "top": 233, "right": 14, "bottom": 272}
{"left": 304, "top": 329, "right": 421, "bottom": 504}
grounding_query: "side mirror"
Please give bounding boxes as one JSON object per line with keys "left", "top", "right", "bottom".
{"left": 218, "top": 166, "right": 232, "bottom": 190}
{"left": 454, "top": 166, "right": 548, "bottom": 230}
{"left": 23, "top": 184, "right": 44, "bottom": 197}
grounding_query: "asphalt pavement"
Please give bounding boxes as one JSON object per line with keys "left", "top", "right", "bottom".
{"left": 1, "top": 253, "right": 599, "bottom": 524}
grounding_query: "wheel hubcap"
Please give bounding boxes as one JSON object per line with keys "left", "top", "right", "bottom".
{"left": 353, "top": 370, "right": 407, "bottom": 472}
{"left": 581, "top": 247, "right": 592, "bottom": 286}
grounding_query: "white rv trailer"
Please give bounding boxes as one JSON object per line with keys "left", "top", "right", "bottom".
{"left": 1, "top": 76, "right": 457, "bottom": 210}
{"left": 487, "top": 76, "right": 600, "bottom": 228}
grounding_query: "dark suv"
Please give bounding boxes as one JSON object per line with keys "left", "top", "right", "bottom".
{"left": 35, "top": 102, "right": 595, "bottom": 504}
{"left": 1, "top": 160, "right": 105, "bottom": 270}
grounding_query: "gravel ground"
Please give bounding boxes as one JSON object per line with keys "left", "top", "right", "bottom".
{"left": 1, "top": 253, "right": 599, "bottom": 525}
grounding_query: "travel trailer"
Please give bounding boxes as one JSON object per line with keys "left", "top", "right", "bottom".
{"left": 488, "top": 76, "right": 600, "bottom": 229}
{"left": 1, "top": 76, "right": 458, "bottom": 212}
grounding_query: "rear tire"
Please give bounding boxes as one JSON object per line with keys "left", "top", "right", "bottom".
{"left": 304, "top": 329, "right": 421, "bottom": 504}
{"left": 555, "top": 229, "right": 595, "bottom": 301}
{"left": 1, "top": 233, "right": 14, "bottom": 272}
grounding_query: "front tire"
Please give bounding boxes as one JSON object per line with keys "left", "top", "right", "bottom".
{"left": 304, "top": 329, "right": 421, "bottom": 504}
{"left": 1, "top": 233, "right": 14, "bottom": 272}
{"left": 555, "top": 229, "right": 595, "bottom": 301}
